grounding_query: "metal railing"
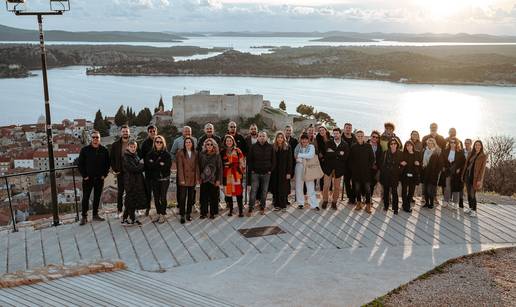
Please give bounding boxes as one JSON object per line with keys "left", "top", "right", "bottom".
{"left": 1, "top": 166, "right": 80, "bottom": 232}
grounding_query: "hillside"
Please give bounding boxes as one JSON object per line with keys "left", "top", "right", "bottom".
{"left": 0, "top": 24, "right": 185, "bottom": 42}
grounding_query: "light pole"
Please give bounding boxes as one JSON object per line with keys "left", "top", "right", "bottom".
{"left": 5, "top": 0, "right": 70, "bottom": 226}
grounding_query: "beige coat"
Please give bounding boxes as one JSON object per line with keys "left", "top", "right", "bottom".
{"left": 462, "top": 152, "right": 487, "bottom": 190}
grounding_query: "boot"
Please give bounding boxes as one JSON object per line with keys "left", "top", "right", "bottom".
{"left": 355, "top": 202, "right": 363, "bottom": 211}
{"left": 321, "top": 201, "right": 328, "bottom": 209}
{"left": 79, "top": 217, "right": 87, "bottom": 226}
{"left": 365, "top": 203, "right": 372, "bottom": 214}
{"left": 331, "top": 202, "right": 337, "bottom": 210}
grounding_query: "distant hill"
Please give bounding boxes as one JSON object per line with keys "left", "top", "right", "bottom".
{"left": 310, "top": 36, "right": 374, "bottom": 42}
{"left": 0, "top": 24, "right": 186, "bottom": 42}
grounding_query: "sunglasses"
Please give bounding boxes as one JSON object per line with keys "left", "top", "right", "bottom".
{"left": 92, "top": 136, "right": 100, "bottom": 139}
{"left": 229, "top": 126, "right": 236, "bottom": 128}
{"left": 206, "top": 143, "right": 214, "bottom": 146}
{"left": 155, "top": 141, "right": 163, "bottom": 144}
{"left": 371, "top": 136, "right": 378, "bottom": 139}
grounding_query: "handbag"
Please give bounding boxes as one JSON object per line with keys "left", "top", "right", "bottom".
{"left": 303, "top": 156, "right": 324, "bottom": 181}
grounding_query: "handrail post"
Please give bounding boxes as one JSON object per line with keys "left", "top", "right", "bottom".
{"left": 4, "top": 178, "right": 17, "bottom": 233}
{"left": 71, "top": 168, "right": 80, "bottom": 222}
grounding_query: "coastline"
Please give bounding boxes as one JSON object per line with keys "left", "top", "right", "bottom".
{"left": 83, "top": 71, "right": 516, "bottom": 87}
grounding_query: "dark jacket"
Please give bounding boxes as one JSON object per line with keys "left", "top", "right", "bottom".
{"left": 197, "top": 134, "right": 221, "bottom": 153}
{"left": 401, "top": 150, "right": 422, "bottom": 184}
{"left": 78, "top": 144, "right": 110, "bottom": 179}
{"left": 145, "top": 149, "right": 172, "bottom": 180}
{"left": 110, "top": 138, "right": 127, "bottom": 173}
{"left": 343, "top": 133, "right": 357, "bottom": 173}
{"left": 123, "top": 151, "right": 148, "bottom": 210}
{"left": 316, "top": 133, "right": 331, "bottom": 169}
{"left": 286, "top": 136, "right": 298, "bottom": 176}
{"left": 369, "top": 142, "right": 383, "bottom": 178}
{"left": 421, "top": 149, "right": 442, "bottom": 186}
{"left": 380, "top": 150, "right": 403, "bottom": 186}
{"left": 440, "top": 149, "right": 466, "bottom": 191}
{"left": 228, "top": 132, "right": 248, "bottom": 156}
{"left": 139, "top": 138, "right": 154, "bottom": 160}
{"left": 322, "top": 139, "right": 349, "bottom": 178}
{"left": 349, "top": 143, "right": 375, "bottom": 182}
{"left": 248, "top": 141, "right": 276, "bottom": 174}
{"left": 199, "top": 151, "right": 223, "bottom": 184}
{"left": 269, "top": 146, "right": 293, "bottom": 198}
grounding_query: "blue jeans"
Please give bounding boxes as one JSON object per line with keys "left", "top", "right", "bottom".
{"left": 249, "top": 173, "right": 270, "bottom": 210}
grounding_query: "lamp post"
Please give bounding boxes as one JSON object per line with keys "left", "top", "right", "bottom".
{"left": 5, "top": 0, "right": 70, "bottom": 227}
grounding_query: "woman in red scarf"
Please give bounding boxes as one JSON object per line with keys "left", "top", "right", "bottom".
{"left": 221, "top": 135, "right": 245, "bottom": 217}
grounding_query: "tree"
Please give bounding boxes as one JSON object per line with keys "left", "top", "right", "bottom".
{"left": 314, "top": 111, "right": 336, "bottom": 126}
{"left": 279, "top": 100, "right": 286, "bottom": 111}
{"left": 114, "top": 105, "right": 127, "bottom": 127}
{"left": 126, "top": 106, "right": 136, "bottom": 126}
{"left": 296, "top": 104, "right": 315, "bottom": 118}
{"left": 158, "top": 124, "right": 178, "bottom": 151}
{"left": 93, "top": 109, "right": 109, "bottom": 137}
{"left": 185, "top": 120, "right": 203, "bottom": 138}
{"left": 136, "top": 108, "right": 153, "bottom": 126}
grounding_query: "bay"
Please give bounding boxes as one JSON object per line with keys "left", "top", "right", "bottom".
{"left": 0, "top": 66, "right": 515, "bottom": 140}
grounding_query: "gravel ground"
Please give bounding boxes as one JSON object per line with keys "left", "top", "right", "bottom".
{"left": 478, "top": 193, "right": 516, "bottom": 206}
{"left": 368, "top": 247, "right": 516, "bottom": 307}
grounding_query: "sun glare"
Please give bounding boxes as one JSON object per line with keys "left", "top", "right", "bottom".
{"left": 415, "top": 0, "right": 495, "bottom": 19}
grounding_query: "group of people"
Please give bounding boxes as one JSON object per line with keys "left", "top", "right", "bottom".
{"left": 77, "top": 120, "right": 487, "bottom": 226}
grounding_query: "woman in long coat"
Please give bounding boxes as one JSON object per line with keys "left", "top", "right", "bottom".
{"left": 441, "top": 137, "right": 466, "bottom": 209}
{"left": 270, "top": 131, "right": 293, "bottom": 211}
{"left": 421, "top": 137, "right": 442, "bottom": 209}
{"left": 462, "top": 140, "right": 487, "bottom": 217}
{"left": 176, "top": 137, "right": 199, "bottom": 223}
{"left": 380, "top": 139, "right": 403, "bottom": 214}
{"left": 199, "top": 138, "right": 223, "bottom": 219}
{"left": 221, "top": 135, "right": 245, "bottom": 217}
{"left": 400, "top": 140, "right": 421, "bottom": 213}
{"left": 122, "top": 140, "right": 147, "bottom": 225}
{"left": 145, "top": 135, "right": 172, "bottom": 224}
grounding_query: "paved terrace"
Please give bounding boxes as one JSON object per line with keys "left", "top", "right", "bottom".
{"left": 1, "top": 197, "right": 515, "bottom": 306}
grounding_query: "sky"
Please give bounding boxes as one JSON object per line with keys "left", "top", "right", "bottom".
{"left": 1, "top": 0, "right": 516, "bottom": 35}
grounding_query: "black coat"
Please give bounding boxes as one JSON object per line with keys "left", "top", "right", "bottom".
{"left": 110, "top": 138, "right": 126, "bottom": 173}
{"left": 322, "top": 139, "right": 349, "bottom": 178}
{"left": 343, "top": 133, "right": 357, "bottom": 173}
{"left": 286, "top": 136, "right": 298, "bottom": 176}
{"left": 123, "top": 151, "right": 148, "bottom": 210}
{"left": 228, "top": 132, "right": 248, "bottom": 156}
{"left": 78, "top": 144, "right": 110, "bottom": 179}
{"left": 401, "top": 151, "right": 422, "bottom": 184}
{"left": 440, "top": 149, "right": 466, "bottom": 192}
{"left": 380, "top": 150, "right": 403, "bottom": 186}
{"left": 369, "top": 142, "right": 383, "bottom": 180}
{"left": 145, "top": 149, "right": 172, "bottom": 180}
{"left": 269, "top": 147, "right": 293, "bottom": 198}
{"left": 349, "top": 143, "right": 375, "bottom": 182}
{"left": 421, "top": 150, "right": 442, "bottom": 186}
{"left": 248, "top": 142, "right": 276, "bottom": 174}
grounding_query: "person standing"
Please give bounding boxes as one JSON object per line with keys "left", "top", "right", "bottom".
{"left": 110, "top": 125, "right": 130, "bottom": 218}
{"left": 462, "top": 140, "right": 487, "bottom": 217}
{"left": 199, "top": 138, "right": 223, "bottom": 219}
{"left": 176, "top": 137, "right": 200, "bottom": 223}
{"left": 247, "top": 131, "right": 275, "bottom": 215}
{"left": 379, "top": 122, "right": 402, "bottom": 152}
{"left": 145, "top": 135, "right": 172, "bottom": 224}
{"left": 410, "top": 130, "right": 423, "bottom": 152}
{"left": 422, "top": 123, "right": 446, "bottom": 150}
{"left": 270, "top": 131, "right": 293, "bottom": 211}
{"left": 78, "top": 131, "right": 110, "bottom": 225}
{"left": 140, "top": 125, "right": 157, "bottom": 216}
{"left": 400, "top": 141, "right": 421, "bottom": 213}
{"left": 459, "top": 138, "right": 473, "bottom": 208}
{"left": 122, "top": 140, "right": 147, "bottom": 226}
{"left": 294, "top": 133, "right": 319, "bottom": 210}
{"left": 421, "top": 138, "right": 442, "bottom": 209}
{"left": 441, "top": 137, "right": 466, "bottom": 209}
{"left": 170, "top": 126, "right": 198, "bottom": 209}
{"left": 349, "top": 131, "right": 375, "bottom": 213}
{"left": 285, "top": 125, "right": 298, "bottom": 201}
{"left": 316, "top": 126, "right": 331, "bottom": 191}
{"left": 368, "top": 130, "right": 383, "bottom": 196}
{"left": 227, "top": 121, "right": 248, "bottom": 155}
{"left": 321, "top": 128, "right": 349, "bottom": 209}
{"left": 342, "top": 123, "right": 357, "bottom": 205}
{"left": 221, "top": 135, "right": 245, "bottom": 217}
{"left": 380, "top": 139, "right": 403, "bottom": 214}
{"left": 245, "top": 124, "right": 260, "bottom": 204}
{"left": 445, "top": 128, "right": 463, "bottom": 149}
{"left": 197, "top": 123, "right": 221, "bottom": 152}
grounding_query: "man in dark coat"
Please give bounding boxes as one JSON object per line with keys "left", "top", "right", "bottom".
{"left": 197, "top": 123, "right": 221, "bottom": 152}
{"left": 368, "top": 130, "right": 383, "bottom": 195}
{"left": 244, "top": 124, "right": 260, "bottom": 202}
{"left": 78, "top": 131, "right": 110, "bottom": 225}
{"left": 110, "top": 125, "right": 130, "bottom": 217}
{"left": 342, "top": 123, "right": 358, "bottom": 204}
{"left": 422, "top": 122, "right": 447, "bottom": 150}
{"left": 140, "top": 125, "right": 157, "bottom": 216}
{"left": 322, "top": 128, "right": 349, "bottom": 209}
{"left": 380, "top": 140, "right": 403, "bottom": 214}
{"left": 349, "top": 130, "right": 375, "bottom": 213}
{"left": 227, "top": 121, "right": 248, "bottom": 156}
{"left": 247, "top": 131, "right": 276, "bottom": 215}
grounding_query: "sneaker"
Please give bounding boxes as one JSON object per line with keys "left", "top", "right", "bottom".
{"left": 152, "top": 215, "right": 160, "bottom": 223}
{"left": 92, "top": 215, "right": 105, "bottom": 222}
{"left": 297, "top": 205, "right": 304, "bottom": 209}
{"left": 79, "top": 217, "right": 87, "bottom": 226}
{"left": 469, "top": 211, "right": 477, "bottom": 217}
{"left": 464, "top": 208, "right": 472, "bottom": 214}
{"left": 159, "top": 215, "right": 166, "bottom": 224}
{"left": 314, "top": 207, "right": 320, "bottom": 211}
{"left": 273, "top": 207, "right": 281, "bottom": 211}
